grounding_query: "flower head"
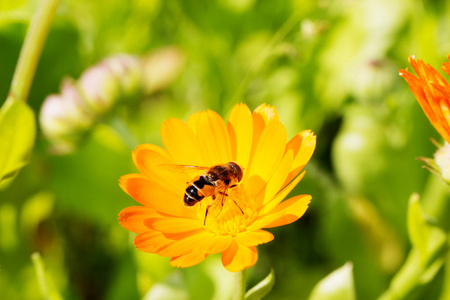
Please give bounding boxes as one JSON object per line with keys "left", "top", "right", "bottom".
{"left": 118, "top": 103, "right": 316, "bottom": 272}
{"left": 399, "top": 55, "right": 450, "bottom": 143}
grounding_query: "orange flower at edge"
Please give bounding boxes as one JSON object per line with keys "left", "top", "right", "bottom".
{"left": 118, "top": 103, "right": 316, "bottom": 272}
{"left": 400, "top": 55, "right": 450, "bottom": 143}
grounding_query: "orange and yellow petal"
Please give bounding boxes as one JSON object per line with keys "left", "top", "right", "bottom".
{"left": 118, "top": 206, "right": 160, "bottom": 233}
{"left": 242, "top": 119, "right": 287, "bottom": 198}
{"left": 222, "top": 240, "right": 258, "bottom": 272}
{"left": 155, "top": 230, "right": 214, "bottom": 257}
{"left": 283, "top": 130, "right": 316, "bottom": 187}
{"left": 132, "top": 144, "right": 189, "bottom": 188}
{"left": 227, "top": 103, "right": 253, "bottom": 168}
{"left": 170, "top": 252, "right": 208, "bottom": 268}
{"left": 190, "top": 110, "right": 233, "bottom": 166}
{"left": 259, "top": 171, "right": 306, "bottom": 216}
{"left": 121, "top": 175, "right": 195, "bottom": 219}
{"left": 161, "top": 118, "right": 206, "bottom": 166}
{"left": 400, "top": 56, "right": 450, "bottom": 143}
{"left": 134, "top": 230, "right": 175, "bottom": 256}
{"left": 253, "top": 150, "right": 294, "bottom": 210}
{"left": 144, "top": 216, "right": 203, "bottom": 233}
{"left": 249, "top": 194, "right": 311, "bottom": 230}
{"left": 235, "top": 230, "right": 274, "bottom": 247}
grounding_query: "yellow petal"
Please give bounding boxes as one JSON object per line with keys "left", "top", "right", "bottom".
{"left": 283, "top": 130, "right": 316, "bottom": 188}
{"left": 242, "top": 120, "right": 286, "bottom": 199}
{"left": 194, "top": 110, "right": 233, "bottom": 165}
{"left": 124, "top": 176, "right": 196, "bottom": 218}
{"left": 156, "top": 230, "right": 213, "bottom": 257}
{"left": 227, "top": 103, "right": 253, "bottom": 168}
{"left": 161, "top": 118, "right": 206, "bottom": 166}
{"left": 251, "top": 104, "right": 280, "bottom": 153}
{"left": 236, "top": 230, "right": 274, "bottom": 247}
{"left": 253, "top": 150, "right": 293, "bottom": 210}
{"left": 170, "top": 252, "right": 208, "bottom": 268}
{"left": 221, "top": 240, "right": 258, "bottom": 272}
{"left": 196, "top": 234, "right": 233, "bottom": 254}
{"left": 259, "top": 171, "right": 306, "bottom": 216}
{"left": 144, "top": 216, "right": 203, "bottom": 233}
{"left": 187, "top": 111, "right": 201, "bottom": 135}
{"left": 118, "top": 206, "right": 159, "bottom": 233}
{"left": 132, "top": 144, "right": 189, "bottom": 189}
{"left": 250, "top": 195, "right": 311, "bottom": 230}
{"left": 253, "top": 103, "right": 280, "bottom": 124}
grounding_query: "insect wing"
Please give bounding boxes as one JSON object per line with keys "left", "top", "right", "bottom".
{"left": 158, "top": 164, "right": 209, "bottom": 174}
{"left": 210, "top": 185, "right": 230, "bottom": 218}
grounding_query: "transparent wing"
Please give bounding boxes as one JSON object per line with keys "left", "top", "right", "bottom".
{"left": 158, "top": 164, "right": 209, "bottom": 173}
{"left": 210, "top": 185, "right": 229, "bottom": 218}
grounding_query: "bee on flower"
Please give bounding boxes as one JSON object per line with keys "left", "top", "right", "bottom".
{"left": 118, "top": 103, "right": 316, "bottom": 272}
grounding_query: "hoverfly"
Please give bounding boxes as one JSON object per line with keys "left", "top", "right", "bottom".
{"left": 160, "top": 162, "right": 244, "bottom": 224}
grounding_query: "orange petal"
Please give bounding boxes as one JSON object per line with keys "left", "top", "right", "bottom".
{"left": 196, "top": 234, "right": 233, "bottom": 254}
{"left": 221, "top": 240, "right": 258, "bottom": 272}
{"left": 118, "top": 206, "right": 159, "bottom": 233}
{"left": 242, "top": 120, "right": 286, "bottom": 199}
{"left": 442, "top": 56, "right": 450, "bottom": 75}
{"left": 250, "top": 195, "right": 311, "bottom": 230}
{"left": 227, "top": 103, "right": 253, "bottom": 168}
{"left": 236, "top": 230, "right": 274, "bottom": 247}
{"left": 132, "top": 144, "right": 189, "bottom": 189}
{"left": 119, "top": 173, "right": 146, "bottom": 196}
{"left": 144, "top": 216, "right": 203, "bottom": 233}
{"left": 283, "top": 130, "right": 316, "bottom": 188}
{"left": 167, "top": 232, "right": 232, "bottom": 255}
{"left": 123, "top": 176, "right": 196, "bottom": 218}
{"left": 134, "top": 230, "right": 176, "bottom": 256}
{"left": 161, "top": 118, "right": 206, "bottom": 166}
{"left": 170, "top": 252, "right": 208, "bottom": 268}
{"left": 194, "top": 110, "right": 233, "bottom": 165}
{"left": 259, "top": 171, "right": 306, "bottom": 216}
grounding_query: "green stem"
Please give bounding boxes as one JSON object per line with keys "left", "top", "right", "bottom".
{"left": 232, "top": 269, "right": 247, "bottom": 300}
{"left": 8, "top": 0, "right": 60, "bottom": 104}
{"left": 377, "top": 174, "right": 450, "bottom": 300}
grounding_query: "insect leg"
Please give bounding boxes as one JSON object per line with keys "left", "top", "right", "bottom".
{"left": 204, "top": 195, "right": 216, "bottom": 225}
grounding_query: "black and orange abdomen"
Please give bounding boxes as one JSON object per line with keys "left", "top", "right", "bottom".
{"left": 184, "top": 176, "right": 213, "bottom": 206}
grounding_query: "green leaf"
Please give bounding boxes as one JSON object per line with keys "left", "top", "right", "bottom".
{"left": 31, "top": 252, "right": 63, "bottom": 300}
{"left": 0, "top": 99, "right": 36, "bottom": 183}
{"left": 309, "top": 262, "right": 356, "bottom": 300}
{"left": 407, "top": 193, "right": 447, "bottom": 266}
{"left": 245, "top": 268, "right": 275, "bottom": 300}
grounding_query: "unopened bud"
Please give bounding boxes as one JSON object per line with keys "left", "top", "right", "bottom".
{"left": 434, "top": 142, "right": 450, "bottom": 184}
{"left": 78, "top": 63, "right": 121, "bottom": 114}
{"left": 142, "top": 47, "right": 185, "bottom": 94}
{"left": 40, "top": 80, "right": 94, "bottom": 153}
{"left": 103, "top": 54, "right": 142, "bottom": 97}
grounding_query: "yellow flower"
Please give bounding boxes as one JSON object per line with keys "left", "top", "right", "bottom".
{"left": 118, "top": 103, "right": 316, "bottom": 272}
{"left": 400, "top": 55, "right": 450, "bottom": 143}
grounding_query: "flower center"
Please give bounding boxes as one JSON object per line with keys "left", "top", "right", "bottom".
{"left": 196, "top": 186, "right": 256, "bottom": 236}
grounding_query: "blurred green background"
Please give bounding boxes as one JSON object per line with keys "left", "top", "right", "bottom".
{"left": 1, "top": 0, "right": 450, "bottom": 299}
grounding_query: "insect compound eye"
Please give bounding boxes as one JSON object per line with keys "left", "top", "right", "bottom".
{"left": 228, "top": 162, "right": 243, "bottom": 182}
